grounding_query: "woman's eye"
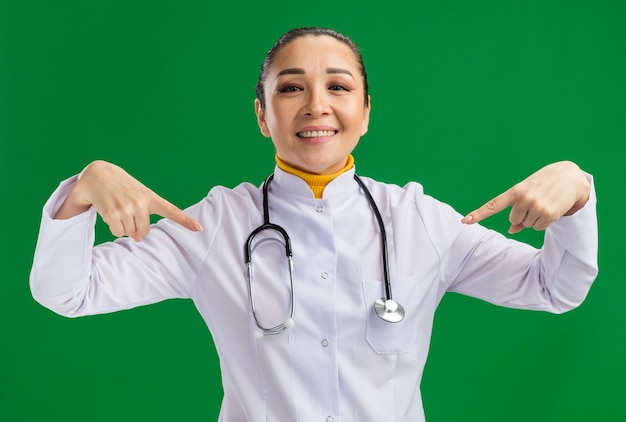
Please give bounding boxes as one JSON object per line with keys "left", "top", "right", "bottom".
{"left": 329, "top": 85, "right": 349, "bottom": 91}
{"left": 279, "top": 85, "right": 302, "bottom": 93}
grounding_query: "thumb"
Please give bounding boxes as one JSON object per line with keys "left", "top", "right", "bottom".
{"left": 149, "top": 193, "right": 203, "bottom": 232}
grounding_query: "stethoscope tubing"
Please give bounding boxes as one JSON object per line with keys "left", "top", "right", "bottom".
{"left": 352, "top": 174, "right": 394, "bottom": 302}
{"left": 245, "top": 174, "right": 296, "bottom": 335}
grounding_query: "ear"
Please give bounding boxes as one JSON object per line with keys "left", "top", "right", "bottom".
{"left": 360, "top": 95, "right": 371, "bottom": 136}
{"left": 254, "top": 99, "right": 271, "bottom": 138}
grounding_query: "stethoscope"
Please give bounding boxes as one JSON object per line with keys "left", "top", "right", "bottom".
{"left": 245, "top": 173, "right": 405, "bottom": 338}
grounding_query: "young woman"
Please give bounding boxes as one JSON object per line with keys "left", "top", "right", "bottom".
{"left": 31, "top": 27, "right": 597, "bottom": 421}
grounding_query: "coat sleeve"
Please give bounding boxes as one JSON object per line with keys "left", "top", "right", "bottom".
{"left": 432, "top": 173, "right": 598, "bottom": 313}
{"left": 29, "top": 176, "right": 219, "bottom": 318}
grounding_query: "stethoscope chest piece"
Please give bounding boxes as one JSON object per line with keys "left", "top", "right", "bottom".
{"left": 374, "top": 298, "right": 405, "bottom": 323}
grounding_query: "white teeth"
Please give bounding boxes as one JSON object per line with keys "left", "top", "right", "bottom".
{"left": 298, "top": 130, "right": 336, "bottom": 138}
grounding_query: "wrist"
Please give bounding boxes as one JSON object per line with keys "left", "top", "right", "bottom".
{"left": 53, "top": 169, "right": 93, "bottom": 220}
{"left": 564, "top": 171, "right": 591, "bottom": 216}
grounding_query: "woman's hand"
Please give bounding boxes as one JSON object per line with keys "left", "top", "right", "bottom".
{"left": 54, "top": 160, "right": 203, "bottom": 241}
{"left": 461, "top": 161, "right": 591, "bottom": 233}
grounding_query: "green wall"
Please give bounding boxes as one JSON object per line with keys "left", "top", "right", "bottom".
{"left": 2, "top": 0, "right": 624, "bottom": 420}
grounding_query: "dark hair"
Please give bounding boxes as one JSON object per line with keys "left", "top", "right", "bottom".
{"left": 255, "top": 27, "right": 369, "bottom": 109}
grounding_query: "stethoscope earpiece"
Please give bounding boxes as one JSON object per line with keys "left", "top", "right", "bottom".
{"left": 254, "top": 328, "right": 265, "bottom": 339}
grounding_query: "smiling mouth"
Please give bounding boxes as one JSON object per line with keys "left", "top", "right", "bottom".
{"left": 297, "top": 130, "right": 338, "bottom": 138}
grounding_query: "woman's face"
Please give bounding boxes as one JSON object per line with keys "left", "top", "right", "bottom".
{"left": 255, "top": 35, "right": 371, "bottom": 175}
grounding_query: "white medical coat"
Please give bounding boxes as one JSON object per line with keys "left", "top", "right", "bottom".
{"left": 30, "top": 166, "right": 598, "bottom": 421}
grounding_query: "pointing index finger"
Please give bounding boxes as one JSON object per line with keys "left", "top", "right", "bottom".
{"left": 149, "top": 192, "right": 203, "bottom": 232}
{"left": 462, "top": 189, "right": 515, "bottom": 225}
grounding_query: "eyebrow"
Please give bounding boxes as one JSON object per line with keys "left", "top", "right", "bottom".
{"left": 275, "top": 67, "right": 355, "bottom": 79}
{"left": 326, "top": 67, "right": 355, "bottom": 79}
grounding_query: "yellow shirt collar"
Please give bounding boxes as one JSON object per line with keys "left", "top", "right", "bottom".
{"left": 275, "top": 155, "right": 355, "bottom": 199}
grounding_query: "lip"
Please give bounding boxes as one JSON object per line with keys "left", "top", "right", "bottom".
{"left": 296, "top": 126, "right": 338, "bottom": 144}
{"left": 297, "top": 125, "right": 338, "bottom": 133}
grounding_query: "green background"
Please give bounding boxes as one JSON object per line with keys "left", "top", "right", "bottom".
{"left": 2, "top": 0, "right": 624, "bottom": 420}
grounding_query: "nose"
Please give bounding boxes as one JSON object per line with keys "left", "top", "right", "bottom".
{"left": 303, "top": 86, "right": 331, "bottom": 118}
